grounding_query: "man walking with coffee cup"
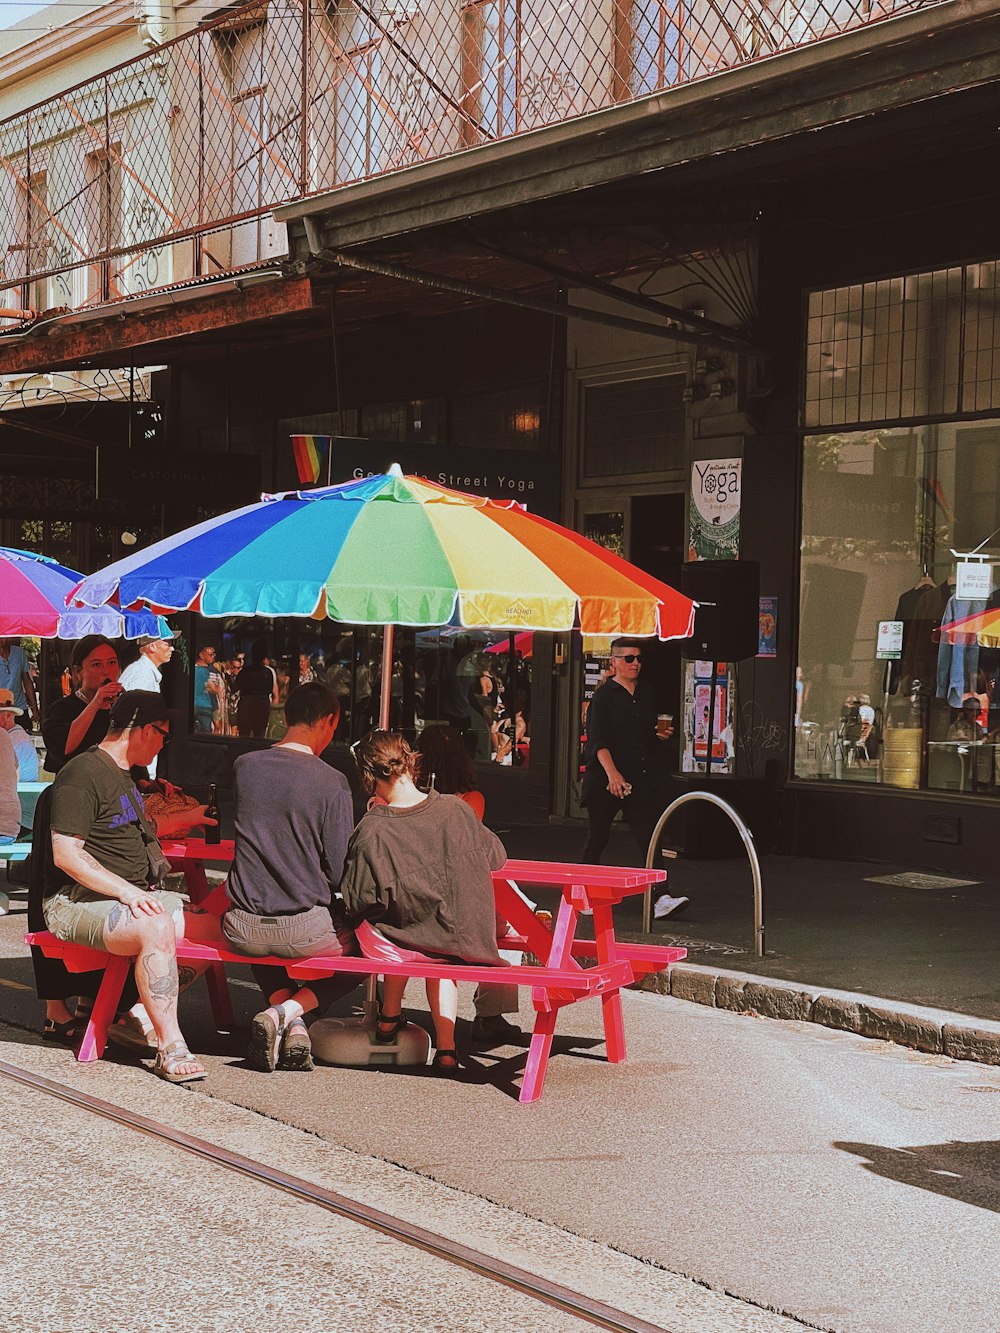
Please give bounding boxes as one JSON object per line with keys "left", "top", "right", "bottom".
{"left": 580, "top": 638, "right": 689, "bottom": 919}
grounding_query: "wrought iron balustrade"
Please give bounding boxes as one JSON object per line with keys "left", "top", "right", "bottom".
{"left": 0, "top": 0, "right": 942, "bottom": 319}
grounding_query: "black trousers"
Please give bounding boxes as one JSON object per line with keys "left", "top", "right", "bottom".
{"left": 581, "top": 786, "right": 661, "bottom": 867}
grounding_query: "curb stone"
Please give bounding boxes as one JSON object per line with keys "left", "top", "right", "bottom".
{"left": 635, "top": 962, "right": 1000, "bottom": 1066}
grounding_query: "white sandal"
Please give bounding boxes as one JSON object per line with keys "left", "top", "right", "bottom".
{"left": 153, "top": 1041, "right": 206, "bottom": 1084}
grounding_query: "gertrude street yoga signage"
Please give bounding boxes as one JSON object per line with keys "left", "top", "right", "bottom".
{"left": 321, "top": 440, "right": 560, "bottom": 518}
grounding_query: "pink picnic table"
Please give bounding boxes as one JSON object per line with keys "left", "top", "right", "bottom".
{"left": 160, "top": 837, "right": 235, "bottom": 907}
{"left": 32, "top": 847, "right": 684, "bottom": 1101}
{"left": 489, "top": 859, "right": 678, "bottom": 1100}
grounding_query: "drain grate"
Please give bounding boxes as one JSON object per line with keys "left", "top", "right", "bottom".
{"left": 865, "top": 872, "right": 981, "bottom": 890}
{"left": 658, "top": 934, "right": 748, "bottom": 955}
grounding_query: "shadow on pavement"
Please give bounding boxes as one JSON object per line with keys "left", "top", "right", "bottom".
{"left": 835, "top": 1138, "right": 1000, "bottom": 1213}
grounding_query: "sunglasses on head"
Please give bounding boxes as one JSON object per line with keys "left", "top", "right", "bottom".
{"left": 616, "top": 653, "right": 642, "bottom": 663}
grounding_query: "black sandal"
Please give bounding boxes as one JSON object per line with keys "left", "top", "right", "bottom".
{"left": 42, "top": 1016, "right": 80, "bottom": 1045}
{"left": 432, "top": 1049, "right": 459, "bottom": 1075}
{"left": 375, "top": 1011, "right": 404, "bottom": 1044}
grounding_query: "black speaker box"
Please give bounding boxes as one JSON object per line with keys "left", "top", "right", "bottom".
{"left": 679, "top": 560, "right": 760, "bottom": 661}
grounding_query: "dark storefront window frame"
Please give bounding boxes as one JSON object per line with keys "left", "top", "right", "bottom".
{"left": 796, "top": 255, "right": 1000, "bottom": 800}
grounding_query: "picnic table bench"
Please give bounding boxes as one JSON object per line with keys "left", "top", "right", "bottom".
{"left": 26, "top": 853, "right": 686, "bottom": 1103}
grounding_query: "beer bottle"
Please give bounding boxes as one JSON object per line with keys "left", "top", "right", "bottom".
{"left": 205, "top": 782, "right": 221, "bottom": 844}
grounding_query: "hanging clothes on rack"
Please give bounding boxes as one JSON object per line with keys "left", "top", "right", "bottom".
{"left": 886, "top": 573, "right": 936, "bottom": 695}
{"left": 936, "top": 594, "right": 988, "bottom": 706}
{"left": 899, "top": 580, "right": 951, "bottom": 697}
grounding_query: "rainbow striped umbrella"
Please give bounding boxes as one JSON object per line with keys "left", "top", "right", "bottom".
{"left": 71, "top": 466, "right": 695, "bottom": 639}
{"left": 71, "top": 467, "right": 694, "bottom": 722}
{"left": 0, "top": 546, "right": 162, "bottom": 639}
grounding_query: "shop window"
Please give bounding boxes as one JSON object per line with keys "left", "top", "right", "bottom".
{"left": 451, "top": 381, "right": 543, "bottom": 450}
{"left": 796, "top": 422, "right": 1000, "bottom": 797}
{"left": 582, "top": 510, "right": 624, "bottom": 557}
{"left": 581, "top": 374, "right": 685, "bottom": 478}
{"left": 804, "top": 261, "right": 1000, "bottom": 429}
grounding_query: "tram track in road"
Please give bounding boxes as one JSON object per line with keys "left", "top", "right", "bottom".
{"left": 0, "top": 1057, "right": 670, "bottom": 1333}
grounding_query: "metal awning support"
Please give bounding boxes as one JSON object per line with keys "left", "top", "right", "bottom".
{"left": 304, "top": 223, "right": 761, "bottom": 356}
{"left": 459, "top": 235, "right": 759, "bottom": 352}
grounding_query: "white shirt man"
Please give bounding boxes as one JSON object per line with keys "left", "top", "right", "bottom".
{"left": 119, "top": 634, "right": 174, "bottom": 692}
{"left": 119, "top": 634, "right": 174, "bottom": 777}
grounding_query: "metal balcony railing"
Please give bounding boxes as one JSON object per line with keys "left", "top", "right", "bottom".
{"left": 0, "top": 0, "right": 942, "bottom": 319}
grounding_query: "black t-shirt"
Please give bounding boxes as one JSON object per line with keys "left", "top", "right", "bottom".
{"left": 48, "top": 747, "right": 161, "bottom": 894}
{"left": 234, "top": 664, "right": 274, "bottom": 700}
{"left": 582, "top": 677, "right": 657, "bottom": 802}
{"left": 42, "top": 694, "right": 110, "bottom": 774}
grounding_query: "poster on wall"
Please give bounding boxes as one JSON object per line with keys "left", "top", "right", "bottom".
{"left": 758, "top": 597, "right": 778, "bottom": 658}
{"left": 688, "top": 458, "right": 742, "bottom": 561}
{"left": 682, "top": 659, "right": 735, "bottom": 773}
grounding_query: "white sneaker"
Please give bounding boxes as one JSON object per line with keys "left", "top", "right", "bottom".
{"left": 653, "top": 894, "right": 689, "bottom": 920}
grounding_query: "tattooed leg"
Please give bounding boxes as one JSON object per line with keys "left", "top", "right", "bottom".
{"left": 142, "top": 951, "right": 179, "bottom": 1011}
{"left": 106, "top": 903, "right": 131, "bottom": 934}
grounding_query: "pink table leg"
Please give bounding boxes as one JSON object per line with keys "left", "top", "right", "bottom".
{"left": 76, "top": 955, "right": 130, "bottom": 1062}
{"left": 183, "top": 861, "right": 211, "bottom": 907}
{"left": 592, "top": 901, "right": 626, "bottom": 1063}
{"left": 520, "top": 1008, "right": 558, "bottom": 1103}
{"left": 204, "top": 962, "right": 235, "bottom": 1031}
{"left": 519, "top": 893, "right": 577, "bottom": 1103}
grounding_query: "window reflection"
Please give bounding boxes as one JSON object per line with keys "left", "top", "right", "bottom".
{"left": 190, "top": 618, "right": 532, "bottom": 768}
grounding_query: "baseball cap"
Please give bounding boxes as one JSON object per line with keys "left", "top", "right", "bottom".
{"left": 108, "top": 689, "right": 184, "bottom": 731}
{"left": 0, "top": 688, "right": 23, "bottom": 715}
{"left": 135, "top": 624, "right": 175, "bottom": 648}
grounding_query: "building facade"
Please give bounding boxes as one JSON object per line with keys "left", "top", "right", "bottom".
{"left": 3, "top": 0, "right": 1000, "bottom": 859}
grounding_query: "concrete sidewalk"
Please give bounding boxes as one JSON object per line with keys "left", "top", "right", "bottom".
{"left": 495, "top": 815, "right": 1000, "bottom": 1064}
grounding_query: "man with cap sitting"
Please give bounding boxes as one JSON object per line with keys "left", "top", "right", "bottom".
{"left": 44, "top": 689, "right": 212, "bottom": 1083}
{"left": 0, "top": 686, "right": 38, "bottom": 781}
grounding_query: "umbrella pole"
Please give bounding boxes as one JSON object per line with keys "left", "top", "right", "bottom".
{"left": 379, "top": 623, "right": 394, "bottom": 730}
{"left": 364, "top": 621, "right": 396, "bottom": 1024}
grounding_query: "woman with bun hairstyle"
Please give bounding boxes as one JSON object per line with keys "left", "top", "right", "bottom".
{"left": 341, "top": 729, "right": 507, "bottom": 1072}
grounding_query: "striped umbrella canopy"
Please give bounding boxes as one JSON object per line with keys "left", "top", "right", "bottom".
{"left": 71, "top": 466, "right": 694, "bottom": 722}
{"left": 71, "top": 466, "right": 696, "bottom": 639}
{"left": 0, "top": 545, "right": 162, "bottom": 639}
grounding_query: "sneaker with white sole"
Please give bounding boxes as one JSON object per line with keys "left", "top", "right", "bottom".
{"left": 653, "top": 893, "right": 690, "bottom": 919}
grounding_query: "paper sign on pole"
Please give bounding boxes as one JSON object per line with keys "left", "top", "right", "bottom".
{"left": 876, "top": 620, "right": 904, "bottom": 660}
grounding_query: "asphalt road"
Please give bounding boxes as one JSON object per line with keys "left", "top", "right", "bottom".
{"left": 2, "top": 892, "right": 997, "bottom": 1333}
{"left": 0, "top": 1034, "right": 804, "bottom": 1333}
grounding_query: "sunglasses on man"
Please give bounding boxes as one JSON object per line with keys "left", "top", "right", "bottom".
{"left": 615, "top": 653, "right": 642, "bottom": 664}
